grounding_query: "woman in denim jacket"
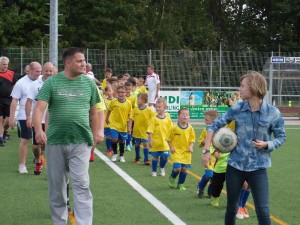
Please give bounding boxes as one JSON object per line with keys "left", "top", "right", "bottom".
{"left": 202, "top": 71, "right": 286, "bottom": 225}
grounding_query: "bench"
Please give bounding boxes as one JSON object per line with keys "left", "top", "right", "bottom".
{"left": 277, "top": 106, "right": 300, "bottom": 119}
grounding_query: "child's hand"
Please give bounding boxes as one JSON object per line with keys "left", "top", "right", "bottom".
{"left": 214, "top": 151, "right": 220, "bottom": 159}
{"left": 105, "top": 119, "right": 110, "bottom": 125}
{"left": 170, "top": 147, "right": 175, "bottom": 153}
{"left": 149, "top": 139, "right": 153, "bottom": 148}
{"left": 189, "top": 146, "right": 193, "bottom": 153}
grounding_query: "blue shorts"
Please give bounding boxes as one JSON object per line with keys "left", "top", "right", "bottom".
{"left": 104, "top": 128, "right": 111, "bottom": 137}
{"left": 132, "top": 137, "right": 148, "bottom": 144}
{"left": 151, "top": 151, "right": 170, "bottom": 158}
{"left": 110, "top": 129, "right": 128, "bottom": 141}
{"left": 173, "top": 163, "right": 191, "bottom": 169}
{"left": 17, "top": 120, "right": 32, "bottom": 140}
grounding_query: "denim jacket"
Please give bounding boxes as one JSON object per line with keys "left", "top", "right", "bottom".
{"left": 207, "top": 100, "right": 286, "bottom": 171}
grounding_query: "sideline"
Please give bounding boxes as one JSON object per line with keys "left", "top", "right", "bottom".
{"left": 94, "top": 149, "right": 186, "bottom": 225}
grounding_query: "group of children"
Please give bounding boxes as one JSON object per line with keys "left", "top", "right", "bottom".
{"left": 100, "top": 71, "right": 251, "bottom": 220}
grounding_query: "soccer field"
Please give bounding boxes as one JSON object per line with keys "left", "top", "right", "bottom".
{"left": 0, "top": 125, "right": 299, "bottom": 225}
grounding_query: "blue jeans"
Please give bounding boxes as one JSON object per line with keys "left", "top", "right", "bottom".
{"left": 225, "top": 165, "right": 271, "bottom": 225}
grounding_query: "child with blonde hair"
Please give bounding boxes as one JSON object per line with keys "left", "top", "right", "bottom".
{"left": 147, "top": 97, "right": 172, "bottom": 176}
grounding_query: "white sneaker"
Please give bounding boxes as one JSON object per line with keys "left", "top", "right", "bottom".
{"left": 160, "top": 168, "right": 166, "bottom": 176}
{"left": 151, "top": 171, "right": 157, "bottom": 177}
{"left": 111, "top": 154, "right": 118, "bottom": 162}
{"left": 18, "top": 164, "right": 28, "bottom": 174}
{"left": 119, "top": 156, "right": 125, "bottom": 162}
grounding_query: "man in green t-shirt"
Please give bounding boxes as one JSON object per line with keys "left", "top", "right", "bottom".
{"left": 33, "top": 47, "right": 100, "bottom": 225}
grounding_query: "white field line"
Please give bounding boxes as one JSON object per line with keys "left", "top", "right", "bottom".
{"left": 94, "top": 149, "right": 186, "bottom": 225}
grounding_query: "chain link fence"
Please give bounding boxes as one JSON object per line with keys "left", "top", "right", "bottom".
{"left": 1, "top": 47, "right": 299, "bottom": 105}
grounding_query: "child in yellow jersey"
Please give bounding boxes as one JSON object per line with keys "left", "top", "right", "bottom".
{"left": 105, "top": 85, "right": 132, "bottom": 162}
{"left": 103, "top": 84, "right": 115, "bottom": 156}
{"left": 128, "top": 93, "right": 155, "bottom": 165}
{"left": 90, "top": 88, "right": 106, "bottom": 162}
{"left": 147, "top": 97, "right": 173, "bottom": 177}
{"left": 197, "top": 110, "right": 219, "bottom": 197}
{"left": 101, "top": 68, "right": 112, "bottom": 90}
{"left": 125, "top": 81, "right": 135, "bottom": 151}
{"left": 167, "top": 108, "right": 195, "bottom": 190}
{"left": 138, "top": 77, "right": 147, "bottom": 94}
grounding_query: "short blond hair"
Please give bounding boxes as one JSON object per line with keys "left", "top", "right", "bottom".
{"left": 156, "top": 97, "right": 167, "bottom": 106}
{"left": 240, "top": 71, "right": 267, "bottom": 99}
{"left": 204, "top": 110, "right": 218, "bottom": 120}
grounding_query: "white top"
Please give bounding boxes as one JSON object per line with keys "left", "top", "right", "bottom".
{"left": 27, "top": 75, "right": 47, "bottom": 123}
{"left": 145, "top": 72, "right": 160, "bottom": 94}
{"left": 86, "top": 71, "right": 95, "bottom": 80}
{"left": 11, "top": 75, "right": 36, "bottom": 120}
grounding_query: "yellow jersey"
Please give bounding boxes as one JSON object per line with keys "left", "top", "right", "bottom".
{"left": 108, "top": 98, "right": 132, "bottom": 132}
{"left": 96, "top": 89, "right": 107, "bottom": 112}
{"left": 130, "top": 106, "right": 155, "bottom": 139}
{"left": 147, "top": 115, "right": 173, "bottom": 152}
{"left": 101, "top": 78, "right": 107, "bottom": 90}
{"left": 139, "top": 85, "right": 147, "bottom": 94}
{"left": 126, "top": 95, "right": 135, "bottom": 108}
{"left": 104, "top": 97, "right": 114, "bottom": 128}
{"left": 167, "top": 123, "right": 195, "bottom": 164}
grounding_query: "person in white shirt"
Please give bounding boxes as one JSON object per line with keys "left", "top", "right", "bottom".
{"left": 86, "top": 63, "right": 101, "bottom": 86}
{"left": 9, "top": 61, "right": 42, "bottom": 174}
{"left": 25, "top": 62, "right": 54, "bottom": 175}
{"left": 145, "top": 65, "right": 160, "bottom": 107}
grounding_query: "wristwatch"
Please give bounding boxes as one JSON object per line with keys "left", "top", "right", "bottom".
{"left": 202, "top": 149, "right": 210, "bottom": 154}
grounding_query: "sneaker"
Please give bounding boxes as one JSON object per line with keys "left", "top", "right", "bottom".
{"left": 134, "top": 159, "right": 140, "bottom": 164}
{"left": 178, "top": 184, "right": 186, "bottom": 191}
{"left": 236, "top": 207, "right": 244, "bottom": 219}
{"left": 111, "top": 154, "right": 118, "bottom": 162}
{"left": 125, "top": 145, "right": 131, "bottom": 151}
{"left": 211, "top": 197, "right": 219, "bottom": 207}
{"left": 151, "top": 171, "right": 157, "bottom": 177}
{"left": 89, "top": 152, "right": 95, "bottom": 162}
{"left": 18, "top": 164, "right": 28, "bottom": 174}
{"left": 120, "top": 156, "right": 126, "bottom": 163}
{"left": 0, "top": 140, "right": 4, "bottom": 147}
{"left": 197, "top": 187, "right": 204, "bottom": 198}
{"left": 242, "top": 207, "right": 249, "bottom": 218}
{"left": 160, "top": 168, "right": 166, "bottom": 176}
{"left": 106, "top": 150, "right": 112, "bottom": 156}
{"left": 169, "top": 176, "right": 175, "bottom": 188}
{"left": 144, "top": 160, "right": 151, "bottom": 165}
{"left": 34, "top": 161, "right": 43, "bottom": 175}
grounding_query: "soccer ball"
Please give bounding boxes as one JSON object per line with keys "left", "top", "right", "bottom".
{"left": 212, "top": 127, "right": 237, "bottom": 153}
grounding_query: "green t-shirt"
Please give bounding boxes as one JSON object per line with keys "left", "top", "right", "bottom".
{"left": 36, "top": 72, "right": 100, "bottom": 146}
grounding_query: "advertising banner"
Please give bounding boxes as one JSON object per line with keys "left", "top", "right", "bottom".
{"left": 160, "top": 90, "right": 240, "bottom": 119}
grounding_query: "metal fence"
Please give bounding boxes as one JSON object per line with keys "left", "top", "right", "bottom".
{"left": 1, "top": 47, "right": 299, "bottom": 105}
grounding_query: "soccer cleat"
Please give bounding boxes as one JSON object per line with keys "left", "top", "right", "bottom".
{"left": 178, "top": 184, "right": 186, "bottom": 191}
{"left": 125, "top": 145, "right": 131, "bottom": 151}
{"left": 144, "top": 160, "right": 151, "bottom": 165}
{"left": 111, "top": 154, "right": 118, "bottom": 162}
{"left": 119, "top": 156, "right": 126, "bottom": 162}
{"left": 160, "top": 168, "right": 166, "bottom": 176}
{"left": 211, "top": 197, "right": 220, "bottom": 207}
{"left": 18, "top": 164, "right": 28, "bottom": 174}
{"left": 134, "top": 159, "right": 140, "bottom": 164}
{"left": 151, "top": 171, "right": 157, "bottom": 177}
{"left": 242, "top": 207, "right": 249, "bottom": 218}
{"left": 197, "top": 187, "right": 204, "bottom": 198}
{"left": 0, "top": 140, "right": 4, "bottom": 147}
{"left": 236, "top": 207, "right": 244, "bottom": 219}
{"left": 89, "top": 151, "right": 95, "bottom": 162}
{"left": 168, "top": 176, "right": 175, "bottom": 188}
{"left": 34, "top": 161, "right": 43, "bottom": 175}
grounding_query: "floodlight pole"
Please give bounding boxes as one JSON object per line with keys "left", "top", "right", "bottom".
{"left": 49, "top": 0, "right": 58, "bottom": 66}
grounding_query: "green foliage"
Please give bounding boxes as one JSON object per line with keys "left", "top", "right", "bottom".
{"left": 1, "top": 0, "right": 300, "bottom": 51}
